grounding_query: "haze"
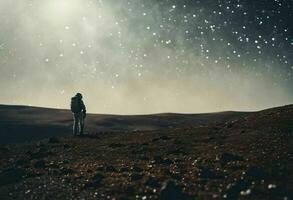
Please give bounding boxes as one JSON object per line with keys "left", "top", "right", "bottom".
{"left": 0, "top": 0, "right": 292, "bottom": 114}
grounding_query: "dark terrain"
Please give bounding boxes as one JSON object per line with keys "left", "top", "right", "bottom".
{"left": 0, "top": 105, "right": 249, "bottom": 144}
{"left": 0, "top": 104, "right": 292, "bottom": 199}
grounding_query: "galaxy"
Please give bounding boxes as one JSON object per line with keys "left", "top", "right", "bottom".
{"left": 0, "top": 0, "right": 292, "bottom": 114}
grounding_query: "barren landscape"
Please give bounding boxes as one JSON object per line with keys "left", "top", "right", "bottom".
{"left": 0, "top": 104, "right": 292, "bottom": 199}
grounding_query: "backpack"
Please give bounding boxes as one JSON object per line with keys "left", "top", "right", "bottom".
{"left": 70, "top": 96, "right": 81, "bottom": 113}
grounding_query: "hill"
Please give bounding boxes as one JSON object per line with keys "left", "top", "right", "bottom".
{"left": 0, "top": 104, "right": 292, "bottom": 199}
{"left": 0, "top": 104, "right": 249, "bottom": 144}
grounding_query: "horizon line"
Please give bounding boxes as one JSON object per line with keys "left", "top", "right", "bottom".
{"left": 1, "top": 103, "right": 292, "bottom": 116}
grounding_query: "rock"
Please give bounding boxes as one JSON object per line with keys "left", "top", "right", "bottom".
{"left": 204, "top": 136, "right": 215, "bottom": 142}
{"left": 198, "top": 167, "right": 223, "bottom": 179}
{"left": 223, "top": 180, "right": 251, "bottom": 199}
{"left": 269, "top": 168, "right": 290, "bottom": 179}
{"left": 96, "top": 165, "right": 104, "bottom": 171}
{"left": 85, "top": 173, "right": 104, "bottom": 188}
{"left": 119, "top": 196, "right": 129, "bottom": 200}
{"left": 48, "top": 137, "right": 60, "bottom": 143}
{"left": 245, "top": 167, "right": 268, "bottom": 180}
{"left": 219, "top": 153, "right": 243, "bottom": 163}
{"left": 34, "top": 160, "right": 46, "bottom": 168}
{"left": 130, "top": 173, "right": 144, "bottom": 181}
{"left": 131, "top": 165, "right": 143, "bottom": 172}
{"left": 109, "top": 143, "right": 126, "bottom": 148}
{"left": 29, "top": 147, "right": 50, "bottom": 159}
{"left": 240, "top": 188, "right": 252, "bottom": 196}
{"left": 0, "top": 168, "right": 25, "bottom": 186}
{"left": 144, "top": 176, "right": 160, "bottom": 188}
{"left": 93, "top": 173, "right": 104, "bottom": 180}
{"left": 36, "top": 142, "right": 45, "bottom": 148}
{"left": 152, "top": 138, "right": 160, "bottom": 142}
{"left": 0, "top": 146, "right": 9, "bottom": 153}
{"left": 119, "top": 167, "right": 129, "bottom": 173}
{"left": 63, "top": 144, "right": 71, "bottom": 149}
{"left": 15, "top": 159, "right": 28, "bottom": 166}
{"left": 225, "top": 123, "right": 233, "bottom": 128}
{"left": 160, "top": 136, "right": 171, "bottom": 140}
{"left": 267, "top": 185, "right": 292, "bottom": 199}
{"left": 213, "top": 126, "right": 221, "bottom": 131}
{"left": 139, "top": 154, "right": 149, "bottom": 160}
{"left": 97, "top": 165, "right": 116, "bottom": 172}
{"left": 153, "top": 156, "right": 173, "bottom": 165}
{"left": 159, "top": 180, "right": 192, "bottom": 200}
{"left": 131, "top": 149, "right": 142, "bottom": 154}
{"left": 167, "top": 148, "right": 186, "bottom": 156}
{"left": 173, "top": 139, "right": 183, "bottom": 145}
{"left": 84, "top": 134, "right": 100, "bottom": 139}
{"left": 60, "top": 167, "right": 74, "bottom": 175}
{"left": 48, "top": 162, "right": 59, "bottom": 168}
{"left": 153, "top": 155, "right": 163, "bottom": 163}
{"left": 105, "top": 165, "right": 116, "bottom": 172}
{"left": 124, "top": 185, "right": 135, "bottom": 194}
{"left": 163, "top": 158, "right": 174, "bottom": 165}
{"left": 26, "top": 170, "right": 44, "bottom": 177}
{"left": 63, "top": 159, "right": 70, "bottom": 164}
{"left": 168, "top": 172, "right": 181, "bottom": 181}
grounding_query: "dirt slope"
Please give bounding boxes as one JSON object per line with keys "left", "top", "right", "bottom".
{"left": 0, "top": 104, "right": 292, "bottom": 200}
{"left": 0, "top": 104, "right": 249, "bottom": 144}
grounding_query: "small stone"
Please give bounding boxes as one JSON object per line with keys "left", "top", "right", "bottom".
{"left": 220, "top": 153, "right": 243, "bottom": 163}
{"left": 240, "top": 188, "right": 251, "bottom": 196}
{"left": 130, "top": 173, "right": 144, "bottom": 181}
{"left": 224, "top": 180, "right": 251, "bottom": 199}
{"left": 25, "top": 189, "right": 31, "bottom": 194}
{"left": 105, "top": 165, "right": 116, "bottom": 172}
{"left": 119, "top": 167, "right": 129, "bottom": 172}
{"left": 268, "top": 184, "right": 277, "bottom": 189}
{"left": 60, "top": 167, "right": 74, "bottom": 174}
{"left": 0, "top": 146, "right": 9, "bottom": 153}
{"left": 173, "top": 139, "right": 183, "bottom": 145}
{"left": 48, "top": 137, "right": 60, "bottom": 143}
{"left": 84, "top": 173, "right": 104, "bottom": 188}
{"left": 109, "top": 143, "right": 126, "bottom": 148}
{"left": 159, "top": 180, "right": 192, "bottom": 200}
{"left": 34, "top": 160, "right": 46, "bottom": 168}
{"left": 267, "top": 185, "right": 291, "bottom": 198}
{"left": 153, "top": 156, "right": 173, "bottom": 165}
{"left": 124, "top": 185, "right": 134, "bottom": 194}
{"left": 131, "top": 165, "right": 143, "bottom": 172}
{"left": 144, "top": 176, "right": 160, "bottom": 188}
{"left": 15, "top": 159, "right": 28, "bottom": 166}
{"left": 198, "top": 167, "right": 223, "bottom": 179}
{"left": 0, "top": 168, "right": 25, "bottom": 186}
{"left": 29, "top": 147, "right": 48, "bottom": 159}
{"left": 167, "top": 148, "right": 186, "bottom": 156}
{"left": 245, "top": 167, "right": 268, "bottom": 180}
{"left": 160, "top": 136, "right": 171, "bottom": 140}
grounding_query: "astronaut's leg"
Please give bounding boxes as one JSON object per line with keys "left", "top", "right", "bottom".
{"left": 79, "top": 113, "right": 84, "bottom": 135}
{"left": 73, "top": 113, "right": 79, "bottom": 136}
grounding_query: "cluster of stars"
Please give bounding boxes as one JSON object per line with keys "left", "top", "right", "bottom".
{"left": 1, "top": 0, "right": 292, "bottom": 91}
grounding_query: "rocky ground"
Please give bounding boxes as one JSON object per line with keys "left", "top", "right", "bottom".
{"left": 0, "top": 105, "right": 292, "bottom": 199}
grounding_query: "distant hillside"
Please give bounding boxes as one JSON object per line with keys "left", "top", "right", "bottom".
{"left": 0, "top": 104, "right": 292, "bottom": 199}
{"left": 0, "top": 104, "right": 250, "bottom": 144}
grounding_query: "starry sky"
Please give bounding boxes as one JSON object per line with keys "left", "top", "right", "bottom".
{"left": 0, "top": 0, "right": 292, "bottom": 114}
